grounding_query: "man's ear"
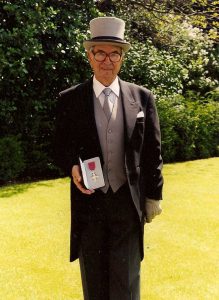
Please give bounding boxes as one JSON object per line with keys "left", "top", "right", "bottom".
{"left": 121, "top": 50, "right": 125, "bottom": 61}
{"left": 87, "top": 50, "right": 92, "bottom": 63}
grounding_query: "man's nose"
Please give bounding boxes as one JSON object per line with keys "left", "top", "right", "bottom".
{"left": 104, "top": 55, "right": 112, "bottom": 64}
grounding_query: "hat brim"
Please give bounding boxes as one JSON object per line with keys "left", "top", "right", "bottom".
{"left": 83, "top": 39, "right": 131, "bottom": 52}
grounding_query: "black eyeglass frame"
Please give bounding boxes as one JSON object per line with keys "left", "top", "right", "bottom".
{"left": 91, "top": 50, "right": 122, "bottom": 63}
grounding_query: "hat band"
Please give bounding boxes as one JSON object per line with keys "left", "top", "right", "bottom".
{"left": 92, "top": 36, "right": 125, "bottom": 41}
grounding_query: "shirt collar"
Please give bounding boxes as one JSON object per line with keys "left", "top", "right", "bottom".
{"left": 93, "top": 76, "right": 120, "bottom": 98}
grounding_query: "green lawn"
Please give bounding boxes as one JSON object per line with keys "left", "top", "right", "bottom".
{"left": 0, "top": 158, "right": 218, "bottom": 300}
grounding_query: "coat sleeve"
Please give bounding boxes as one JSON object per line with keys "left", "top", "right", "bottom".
{"left": 54, "top": 89, "right": 80, "bottom": 177}
{"left": 140, "top": 91, "right": 163, "bottom": 200}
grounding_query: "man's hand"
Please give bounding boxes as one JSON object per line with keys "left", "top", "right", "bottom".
{"left": 145, "top": 199, "right": 162, "bottom": 223}
{"left": 72, "top": 165, "right": 94, "bottom": 195}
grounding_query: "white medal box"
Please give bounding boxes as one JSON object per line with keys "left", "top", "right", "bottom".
{"left": 79, "top": 157, "right": 105, "bottom": 189}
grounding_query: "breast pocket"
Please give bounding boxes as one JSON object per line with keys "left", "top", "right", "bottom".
{"left": 131, "top": 118, "right": 145, "bottom": 151}
{"left": 136, "top": 117, "right": 144, "bottom": 124}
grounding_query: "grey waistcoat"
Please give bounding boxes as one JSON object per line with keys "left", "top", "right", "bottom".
{"left": 93, "top": 92, "right": 127, "bottom": 193}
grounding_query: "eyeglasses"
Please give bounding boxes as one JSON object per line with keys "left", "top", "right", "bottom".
{"left": 92, "top": 51, "right": 122, "bottom": 63}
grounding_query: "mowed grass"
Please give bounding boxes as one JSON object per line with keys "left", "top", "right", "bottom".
{"left": 0, "top": 158, "right": 218, "bottom": 300}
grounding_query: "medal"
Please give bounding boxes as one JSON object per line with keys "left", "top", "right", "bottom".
{"left": 80, "top": 157, "right": 105, "bottom": 189}
{"left": 88, "top": 161, "right": 99, "bottom": 182}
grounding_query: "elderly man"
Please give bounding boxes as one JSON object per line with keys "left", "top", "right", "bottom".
{"left": 55, "top": 16, "right": 163, "bottom": 300}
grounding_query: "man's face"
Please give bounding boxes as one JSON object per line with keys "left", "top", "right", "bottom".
{"left": 87, "top": 44, "right": 123, "bottom": 85}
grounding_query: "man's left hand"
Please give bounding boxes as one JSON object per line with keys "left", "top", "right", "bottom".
{"left": 145, "top": 199, "right": 162, "bottom": 223}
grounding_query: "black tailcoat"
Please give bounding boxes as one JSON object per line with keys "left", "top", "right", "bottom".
{"left": 55, "top": 77, "right": 163, "bottom": 262}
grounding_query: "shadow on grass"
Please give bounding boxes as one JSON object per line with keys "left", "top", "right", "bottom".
{"left": 0, "top": 180, "right": 55, "bottom": 198}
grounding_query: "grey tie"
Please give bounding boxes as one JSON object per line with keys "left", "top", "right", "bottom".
{"left": 103, "top": 88, "right": 112, "bottom": 121}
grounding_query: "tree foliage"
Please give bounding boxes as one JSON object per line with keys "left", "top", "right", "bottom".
{"left": 0, "top": 135, "right": 25, "bottom": 182}
{"left": 100, "top": 0, "right": 219, "bottom": 42}
{"left": 0, "top": 0, "right": 99, "bottom": 181}
{"left": 0, "top": 0, "right": 218, "bottom": 183}
{"left": 157, "top": 93, "right": 219, "bottom": 162}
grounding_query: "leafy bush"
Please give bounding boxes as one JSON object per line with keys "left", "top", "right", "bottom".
{"left": 0, "top": 0, "right": 99, "bottom": 180}
{"left": 0, "top": 1, "right": 218, "bottom": 182}
{"left": 121, "top": 22, "right": 218, "bottom": 98}
{"left": 157, "top": 92, "right": 219, "bottom": 162}
{"left": 121, "top": 40, "right": 186, "bottom": 97}
{"left": 0, "top": 136, "right": 25, "bottom": 183}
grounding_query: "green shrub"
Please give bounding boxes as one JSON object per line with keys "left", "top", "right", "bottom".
{"left": 121, "top": 41, "right": 185, "bottom": 97}
{"left": 0, "top": 136, "right": 25, "bottom": 183}
{"left": 157, "top": 93, "right": 219, "bottom": 162}
{"left": 0, "top": 0, "right": 99, "bottom": 181}
{"left": 0, "top": 1, "right": 218, "bottom": 182}
{"left": 121, "top": 25, "right": 218, "bottom": 98}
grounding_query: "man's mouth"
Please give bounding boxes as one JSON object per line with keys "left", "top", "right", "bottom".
{"left": 101, "top": 68, "right": 113, "bottom": 71}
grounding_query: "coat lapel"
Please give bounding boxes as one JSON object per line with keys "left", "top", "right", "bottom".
{"left": 119, "top": 79, "right": 141, "bottom": 140}
{"left": 80, "top": 78, "right": 103, "bottom": 161}
{"left": 83, "top": 78, "right": 96, "bottom": 128}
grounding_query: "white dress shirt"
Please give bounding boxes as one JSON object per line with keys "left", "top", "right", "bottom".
{"left": 93, "top": 76, "right": 120, "bottom": 113}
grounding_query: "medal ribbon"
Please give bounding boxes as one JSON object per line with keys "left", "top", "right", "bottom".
{"left": 88, "top": 162, "right": 95, "bottom": 171}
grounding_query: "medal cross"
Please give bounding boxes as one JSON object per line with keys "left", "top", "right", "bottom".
{"left": 91, "top": 172, "right": 99, "bottom": 182}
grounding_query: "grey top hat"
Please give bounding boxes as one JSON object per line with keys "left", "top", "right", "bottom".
{"left": 83, "top": 17, "right": 131, "bottom": 52}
